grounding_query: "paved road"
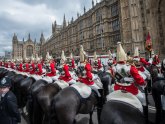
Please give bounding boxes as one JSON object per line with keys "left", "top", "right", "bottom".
{"left": 21, "top": 94, "right": 156, "bottom": 124}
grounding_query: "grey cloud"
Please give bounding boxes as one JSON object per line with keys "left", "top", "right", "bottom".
{"left": 0, "top": 0, "right": 95, "bottom": 55}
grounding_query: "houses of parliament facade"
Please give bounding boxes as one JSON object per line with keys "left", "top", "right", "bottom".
{"left": 12, "top": 0, "right": 165, "bottom": 59}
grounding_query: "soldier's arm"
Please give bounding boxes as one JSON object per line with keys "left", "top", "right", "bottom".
{"left": 130, "top": 65, "right": 145, "bottom": 86}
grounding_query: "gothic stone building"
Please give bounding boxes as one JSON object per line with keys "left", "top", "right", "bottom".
{"left": 41, "top": 0, "right": 165, "bottom": 58}
{"left": 12, "top": 33, "right": 45, "bottom": 60}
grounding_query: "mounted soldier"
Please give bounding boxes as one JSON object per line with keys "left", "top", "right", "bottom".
{"left": 45, "top": 52, "right": 56, "bottom": 77}
{"left": 107, "top": 50, "right": 116, "bottom": 76}
{"left": 18, "top": 59, "right": 23, "bottom": 72}
{"left": 133, "top": 47, "right": 151, "bottom": 81}
{"left": 92, "top": 51, "right": 103, "bottom": 72}
{"left": 58, "top": 50, "right": 73, "bottom": 83}
{"left": 68, "top": 52, "right": 76, "bottom": 70}
{"left": 35, "top": 54, "right": 45, "bottom": 76}
{"left": 111, "top": 42, "right": 148, "bottom": 121}
{"left": 29, "top": 55, "right": 36, "bottom": 75}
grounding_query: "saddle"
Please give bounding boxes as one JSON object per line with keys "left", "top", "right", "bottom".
{"left": 71, "top": 82, "right": 92, "bottom": 98}
{"left": 30, "top": 75, "right": 43, "bottom": 81}
{"left": 42, "top": 76, "right": 53, "bottom": 83}
{"left": 54, "top": 80, "right": 69, "bottom": 89}
{"left": 107, "top": 90, "right": 143, "bottom": 113}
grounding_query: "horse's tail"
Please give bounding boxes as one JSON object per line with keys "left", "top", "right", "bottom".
{"left": 50, "top": 99, "right": 58, "bottom": 124}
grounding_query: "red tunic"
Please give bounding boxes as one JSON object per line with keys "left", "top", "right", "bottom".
{"left": 46, "top": 62, "right": 56, "bottom": 77}
{"left": 152, "top": 55, "right": 160, "bottom": 65}
{"left": 114, "top": 65, "right": 145, "bottom": 95}
{"left": 98, "top": 59, "right": 102, "bottom": 69}
{"left": 140, "top": 58, "right": 150, "bottom": 66}
{"left": 35, "top": 63, "right": 43, "bottom": 75}
{"left": 11, "top": 62, "right": 15, "bottom": 69}
{"left": 0, "top": 61, "right": 2, "bottom": 66}
{"left": 58, "top": 64, "right": 72, "bottom": 82}
{"left": 18, "top": 63, "right": 23, "bottom": 72}
{"left": 24, "top": 63, "right": 29, "bottom": 72}
{"left": 5, "top": 62, "right": 9, "bottom": 68}
{"left": 69, "top": 59, "right": 75, "bottom": 69}
{"left": 78, "top": 63, "right": 94, "bottom": 85}
{"left": 29, "top": 63, "right": 36, "bottom": 74}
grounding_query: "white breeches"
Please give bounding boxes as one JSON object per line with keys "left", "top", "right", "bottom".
{"left": 161, "top": 95, "right": 165, "bottom": 110}
{"left": 136, "top": 90, "right": 146, "bottom": 106}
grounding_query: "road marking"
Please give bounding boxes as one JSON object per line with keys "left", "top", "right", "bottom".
{"left": 148, "top": 105, "right": 156, "bottom": 111}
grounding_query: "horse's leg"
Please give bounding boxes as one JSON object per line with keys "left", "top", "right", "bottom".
{"left": 89, "top": 110, "right": 94, "bottom": 124}
{"left": 27, "top": 94, "right": 34, "bottom": 124}
{"left": 147, "top": 79, "right": 152, "bottom": 93}
{"left": 152, "top": 84, "right": 162, "bottom": 124}
{"left": 33, "top": 97, "right": 44, "bottom": 124}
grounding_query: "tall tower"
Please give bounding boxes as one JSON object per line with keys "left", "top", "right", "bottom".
{"left": 63, "top": 14, "right": 66, "bottom": 28}
{"left": 40, "top": 32, "right": 45, "bottom": 45}
{"left": 12, "top": 33, "right": 18, "bottom": 59}
{"left": 28, "top": 33, "right": 31, "bottom": 41}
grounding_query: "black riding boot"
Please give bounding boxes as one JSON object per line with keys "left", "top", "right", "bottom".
{"left": 97, "top": 89, "right": 104, "bottom": 123}
{"left": 143, "top": 106, "right": 148, "bottom": 124}
{"left": 160, "top": 110, "right": 165, "bottom": 124}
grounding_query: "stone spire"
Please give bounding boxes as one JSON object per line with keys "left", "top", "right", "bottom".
{"left": 77, "top": 12, "right": 79, "bottom": 18}
{"left": 71, "top": 17, "right": 74, "bottom": 23}
{"left": 63, "top": 14, "right": 66, "bottom": 28}
{"left": 28, "top": 33, "right": 31, "bottom": 40}
{"left": 84, "top": 6, "right": 86, "bottom": 13}
{"left": 40, "top": 32, "right": 45, "bottom": 44}
{"left": 52, "top": 23, "right": 54, "bottom": 33}
{"left": 12, "top": 33, "right": 18, "bottom": 43}
{"left": 52, "top": 20, "right": 57, "bottom": 34}
{"left": 92, "top": 0, "right": 94, "bottom": 7}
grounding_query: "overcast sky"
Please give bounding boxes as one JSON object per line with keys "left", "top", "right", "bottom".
{"left": 0, "top": 0, "right": 101, "bottom": 56}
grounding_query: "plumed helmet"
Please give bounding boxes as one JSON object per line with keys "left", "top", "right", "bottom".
{"left": 93, "top": 51, "right": 97, "bottom": 60}
{"left": 108, "top": 50, "right": 113, "bottom": 59}
{"left": 36, "top": 54, "right": 40, "bottom": 61}
{"left": 80, "top": 45, "right": 88, "bottom": 62}
{"left": 61, "top": 50, "right": 66, "bottom": 64}
{"left": 31, "top": 54, "right": 35, "bottom": 61}
{"left": 134, "top": 47, "right": 139, "bottom": 57}
{"left": 0, "top": 77, "right": 12, "bottom": 88}
{"left": 116, "top": 42, "right": 127, "bottom": 62}
{"left": 70, "top": 53, "right": 73, "bottom": 59}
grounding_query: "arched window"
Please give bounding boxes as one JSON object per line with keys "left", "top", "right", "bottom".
{"left": 26, "top": 45, "right": 33, "bottom": 57}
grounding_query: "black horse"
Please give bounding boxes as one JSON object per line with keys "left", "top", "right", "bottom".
{"left": 100, "top": 100, "right": 145, "bottom": 124}
{"left": 50, "top": 70, "right": 111, "bottom": 124}
{"left": 12, "top": 73, "right": 27, "bottom": 108}
{"left": 27, "top": 79, "right": 49, "bottom": 124}
{"left": 152, "top": 60, "right": 165, "bottom": 124}
{"left": 34, "top": 83, "right": 61, "bottom": 124}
